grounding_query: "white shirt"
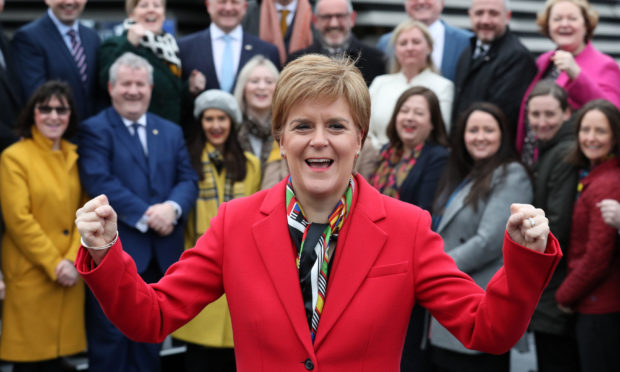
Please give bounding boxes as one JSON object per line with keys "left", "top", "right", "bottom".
{"left": 428, "top": 19, "right": 445, "bottom": 71}
{"left": 122, "top": 114, "right": 148, "bottom": 155}
{"left": 210, "top": 23, "right": 243, "bottom": 85}
{"left": 47, "top": 8, "right": 81, "bottom": 53}
{"left": 275, "top": 0, "right": 298, "bottom": 27}
{"left": 368, "top": 69, "right": 454, "bottom": 149}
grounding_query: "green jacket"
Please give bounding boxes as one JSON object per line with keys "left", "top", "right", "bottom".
{"left": 98, "top": 32, "right": 189, "bottom": 125}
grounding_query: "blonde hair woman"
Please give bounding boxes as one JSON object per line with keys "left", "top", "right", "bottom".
{"left": 368, "top": 19, "right": 454, "bottom": 149}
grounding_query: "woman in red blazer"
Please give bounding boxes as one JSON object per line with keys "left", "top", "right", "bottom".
{"left": 555, "top": 100, "right": 620, "bottom": 372}
{"left": 75, "top": 55, "right": 561, "bottom": 372}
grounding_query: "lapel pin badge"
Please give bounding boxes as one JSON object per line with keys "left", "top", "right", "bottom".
{"left": 244, "top": 44, "right": 253, "bottom": 51}
{"left": 153, "top": 129, "right": 159, "bottom": 135}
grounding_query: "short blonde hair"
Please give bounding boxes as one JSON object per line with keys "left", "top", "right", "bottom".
{"left": 536, "top": 0, "right": 598, "bottom": 42}
{"left": 233, "top": 55, "right": 279, "bottom": 114}
{"left": 389, "top": 19, "right": 436, "bottom": 74}
{"left": 272, "top": 54, "right": 369, "bottom": 144}
{"left": 126, "top": 0, "right": 166, "bottom": 16}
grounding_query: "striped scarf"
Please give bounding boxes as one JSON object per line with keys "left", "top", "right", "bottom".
{"left": 286, "top": 176, "right": 355, "bottom": 342}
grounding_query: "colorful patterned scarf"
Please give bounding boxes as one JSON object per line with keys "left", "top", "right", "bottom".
{"left": 286, "top": 176, "right": 355, "bottom": 342}
{"left": 369, "top": 143, "right": 424, "bottom": 199}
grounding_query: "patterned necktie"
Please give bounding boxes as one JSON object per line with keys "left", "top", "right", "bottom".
{"left": 66, "top": 29, "right": 87, "bottom": 85}
{"left": 220, "top": 34, "right": 235, "bottom": 92}
{"left": 280, "top": 9, "right": 290, "bottom": 36}
{"left": 472, "top": 41, "right": 489, "bottom": 60}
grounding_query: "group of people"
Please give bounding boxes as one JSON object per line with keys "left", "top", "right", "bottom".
{"left": 0, "top": 0, "right": 618, "bottom": 372}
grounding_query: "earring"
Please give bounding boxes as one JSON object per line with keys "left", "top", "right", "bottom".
{"left": 280, "top": 152, "right": 286, "bottom": 159}
{"left": 355, "top": 151, "right": 360, "bottom": 159}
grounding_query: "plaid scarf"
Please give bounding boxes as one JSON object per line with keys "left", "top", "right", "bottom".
{"left": 237, "top": 115, "right": 274, "bottom": 168}
{"left": 190, "top": 145, "right": 238, "bottom": 244}
{"left": 286, "top": 176, "right": 355, "bottom": 342}
{"left": 369, "top": 143, "right": 424, "bottom": 199}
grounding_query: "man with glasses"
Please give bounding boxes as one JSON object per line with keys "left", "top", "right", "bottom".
{"left": 288, "top": 0, "right": 385, "bottom": 86}
{"left": 178, "top": 0, "right": 280, "bottom": 94}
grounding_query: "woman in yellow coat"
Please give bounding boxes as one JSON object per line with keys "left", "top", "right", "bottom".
{"left": 173, "top": 89, "right": 260, "bottom": 371}
{"left": 0, "top": 81, "right": 86, "bottom": 370}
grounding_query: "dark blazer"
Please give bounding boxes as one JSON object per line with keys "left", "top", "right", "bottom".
{"left": 178, "top": 27, "right": 281, "bottom": 91}
{"left": 287, "top": 36, "right": 386, "bottom": 86}
{"left": 11, "top": 13, "right": 101, "bottom": 121}
{"left": 77, "top": 174, "right": 562, "bottom": 371}
{"left": 399, "top": 142, "right": 449, "bottom": 212}
{"left": 77, "top": 107, "right": 198, "bottom": 274}
{"left": 0, "top": 24, "right": 23, "bottom": 152}
{"left": 452, "top": 28, "right": 537, "bottom": 140}
{"left": 530, "top": 120, "right": 578, "bottom": 336}
{"left": 376, "top": 20, "right": 472, "bottom": 82}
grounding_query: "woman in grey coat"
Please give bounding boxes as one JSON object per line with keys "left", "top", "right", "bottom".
{"left": 429, "top": 103, "right": 532, "bottom": 372}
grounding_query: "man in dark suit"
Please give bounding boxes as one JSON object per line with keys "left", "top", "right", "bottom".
{"left": 10, "top": 0, "right": 100, "bottom": 122}
{"left": 178, "top": 0, "right": 280, "bottom": 93}
{"left": 452, "top": 0, "right": 536, "bottom": 141}
{"left": 376, "top": 0, "right": 471, "bottom": 82}
{"left": 0, "top": 0, "right": 23, "bottom": 153}
{"left": 77, "top": 52, "right": 198, "bottom": 372}
{"left": 287, "top": 0, "right": 385, "bottom": 86}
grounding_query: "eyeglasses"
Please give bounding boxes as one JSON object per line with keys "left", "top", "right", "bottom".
{"left": 316, "top": 13, "right": 350, "bottom": 22}
{"left": 36, "top": 105, "right": 70, "bottom": 116}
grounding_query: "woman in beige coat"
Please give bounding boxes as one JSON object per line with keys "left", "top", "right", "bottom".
{"left": 0, "top": 81, "right": 86, "bottom": 370}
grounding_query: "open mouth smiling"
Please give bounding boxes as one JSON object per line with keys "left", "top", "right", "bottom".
{"left": 306, "top": 158, "right": 334, "bottom": 168}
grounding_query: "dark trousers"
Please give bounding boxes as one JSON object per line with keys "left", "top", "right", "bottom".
{"left": 184, "top": 343, "right": 236, "bottom": 372}
{"left": 85, "top": 259, "right": 163, "bottom": 372}
{"left": 575, "top": 311, "right": 620, "bottom": 372}
{"left": 12, "top": 358, "right": 65, "bottom": 372}
{"left": 534, "top": 331, "right": 580, "bottom": 372}
{"left": 400, "top": 305, "right": 432, "bottom": 371}
{"left": 431, "top": 345, "right": 510, "bottom": 372}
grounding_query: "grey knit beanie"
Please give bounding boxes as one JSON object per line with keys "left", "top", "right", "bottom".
{"left": 193, "top": 89, "right": 243, "bottom": 126}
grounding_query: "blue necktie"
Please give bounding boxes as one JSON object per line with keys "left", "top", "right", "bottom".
{"left": 131, "top": 123, "right": 148, "bottom": 166}
{"left": 220, "top": 34, "right": 235, "bottom": 92}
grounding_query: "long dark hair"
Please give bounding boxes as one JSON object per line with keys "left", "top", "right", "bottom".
{"left": 187, "top": 111, "right": 248, "bottom": 182}
{"left": 385, "top": 86, "right": 449, "bottom": 149}
{"left": 434, "top": 102, "right": 520, "bottom": 213}
{"left": 566, "top": 99, "right": 620, "bottom": 168}
{"left": 16, "top": 81, "right": 78, "bottom": 139}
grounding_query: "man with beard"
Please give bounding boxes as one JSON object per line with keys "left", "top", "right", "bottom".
{"left": 11, "top": 0, "right": 100, "bottom": 122}
{"left": 451, "top": 0, "right": 536, "bottom": 141}
{"left": 376, "top": 0, "right": 471, "bottom": 82}
{"left": 287, "top": 0, "right": 385, "bottom": 86}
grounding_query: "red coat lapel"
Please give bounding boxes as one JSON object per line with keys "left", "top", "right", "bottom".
{"left": 252, "top": 179, "right": 315, "bottom": 356}
{"left": 314, "top": 176, "right": 388, "bottom": 349}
